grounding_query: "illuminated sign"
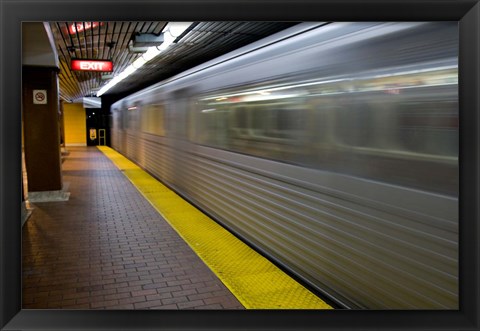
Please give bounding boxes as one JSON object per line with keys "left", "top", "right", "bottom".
{"left": 71, "top": 59, "right": 113, "bottom": 72}
{"left": 69, "top": 22, "right": 103, "bottom": 34}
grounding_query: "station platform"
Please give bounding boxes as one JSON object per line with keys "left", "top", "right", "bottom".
{"left": 22, "top": 146, "right": 332, "bottom": 310}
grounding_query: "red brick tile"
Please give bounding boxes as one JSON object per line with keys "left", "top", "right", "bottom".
{"left": 90, "top": 299, "right": 119, "bottom": 309}
{"left": 196, "top": 304, "right": 223, "bottom": 309}
{"left": 117, "top": 296, "right": 147, "bottom": 305}
{"left": 187, "top": 292, "right": 219, "bottom": 302}
{"left": 128, "top": 279, "right": 153, "bottom": 287}
{"left": 131, "top": 289, "right": 157, "bottom": 297}
{"left": 76, "top": 297, "right": 91, "bottom": 305}
{"left": 107, "top": 304, "right": 135, "bottom": 309}
{"left": 63, "top": 292, "right": 90, "bottom": 300}
{"left": 196, "top": 284, "right": 224, "bottom": 294}
{"left": 133, "top": 300, "right": 163, "bottom": 309}
{"left": 161, "top": 296, "right": 189, "bottom": 305}
{"left": 127, "top": 270, "right": 150, "bottom": 278}
{"left": 151, "top": 304, "right": 178, "bottom": 309}
{"left": 177, "top": 300, "right": 206, "bottom": 309}
{"left": 116, "top": 285, "right": 143, "bottom": 294}
{"left": 104, "top": 292, "right": 131, "bottom": 301}
{"left": 21, "top": 147, "right": 244, "bottom": 310}
{"left": 166, "top": 280, "right": 191, "bottom": 287}
{"left": 172, "top": 289, "right": 198, "bottom": 298}
{"left": 204, "top": 296, "right": 233, "bottom": 306}
{"left": 156, "top": 286, "right": 182, "bottom": 294}
{"left": 145, "top": 292, "right": 173, "bottom": 301}
{"left": 103, "top": 282, "right": 129, "bottom": 290}
{"left": 181, "top": 282, "right": 207, "bottom": 291}
{"left": 89, "top": 288, "right": 117, "bottom": 297}
{"left": 142, "top": 282, "right": 167, "bottom": 290}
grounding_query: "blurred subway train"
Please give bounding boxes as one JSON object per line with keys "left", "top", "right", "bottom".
{"left": 110, "top": 22, "right": 458, "bottom": 309}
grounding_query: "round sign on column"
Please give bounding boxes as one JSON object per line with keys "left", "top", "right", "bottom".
{"left": 33, "top": 90, "right": 47, "bottom": 105}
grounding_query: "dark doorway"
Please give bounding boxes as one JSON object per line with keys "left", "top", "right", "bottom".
{"left": 86, "top": 108, "right": 110, "bottom": 146}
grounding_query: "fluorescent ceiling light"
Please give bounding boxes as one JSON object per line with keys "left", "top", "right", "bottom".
{"left": 132, "top": 57, "right": 147, "bottom": 68}
{"left": 97, "top": 22, "right": 192, "bottom": 97}
{"left": 168, "top": 22, "right": 192, "bottom": 37}
{"left": 117, "top": 65, "right": 137, "bottom": 81}
{"left": 142, "top": 47, "right": 161, "bottom": 61}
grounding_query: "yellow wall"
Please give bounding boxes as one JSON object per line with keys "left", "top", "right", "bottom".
{"left": 63, "top": 103, "right": 86, "bottom": 146}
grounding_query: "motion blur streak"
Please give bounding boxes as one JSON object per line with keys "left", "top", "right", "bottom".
{"left": 110, "top": 22, "right": 458, "bottom": 309}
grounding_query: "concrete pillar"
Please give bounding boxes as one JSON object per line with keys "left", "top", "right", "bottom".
{"left": 22, "top": 22, "right": 69, "bottom": 204}
{"left": 22, "top": 66, "right": 63, "bottom": 193}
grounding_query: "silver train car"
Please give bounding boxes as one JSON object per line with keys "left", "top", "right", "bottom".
{"left": 110, "top": 22, "right": 458, "bottom": 309}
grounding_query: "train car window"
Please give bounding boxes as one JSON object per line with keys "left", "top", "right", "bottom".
{"left": 250, "top": 104, "right": 268, "bottom": 135}
{"left": 112, "top": 110, "right": 123, "bottom": 130}
{"left": 278, "top": 108, "right": 303, "bottom": 131}
{"left": 122, "top": 109, "right": 129, "bottom": 130}
{"left": 191, "top": 100, "right": 228, "bottom": 148}
{"left": 195, "top": 84, "right": 310, "bottom": 164}
{"left": 334, "top": 101, "right": 373, "bottom": 147}
{"left": 397, "top": 100, "right": 458, "bottom": 156}
{"left": 141, "top": 104, "right": 166, "bottom": 136}
{"left": 234, "top": 106, "right": 248, "bottom": 129}
{"left": 191, "top": 65, "right": 457, "bottom": 195}
{"left": 126, "top": 106, "right": 140, "bottom": 130}
{"left": 296, "top": 66, "right": 457, "bottom": 195}
{"left": 248, "top": 103, "right": 306, "bottom": 140}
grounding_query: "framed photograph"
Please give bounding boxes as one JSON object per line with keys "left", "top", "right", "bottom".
{"left": 1, "top": 0, "right": 479, "bottom": 330}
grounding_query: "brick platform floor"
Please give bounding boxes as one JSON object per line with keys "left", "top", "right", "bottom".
{"left": 22, "top": 147, "right": 244, "bottom": 310}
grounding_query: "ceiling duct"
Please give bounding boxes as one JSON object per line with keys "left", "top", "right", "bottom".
{"left": 129, "top": 33, "right": 164, "bottom": 53}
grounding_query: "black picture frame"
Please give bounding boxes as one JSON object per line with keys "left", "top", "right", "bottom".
{"left": 1, "top": 0, "right": 479, "bottom": 330}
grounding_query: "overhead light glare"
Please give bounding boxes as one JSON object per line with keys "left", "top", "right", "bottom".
{"left": 97, "top": 22, "right": 193, "bottom": 97}
{"left": 142, "top": 47, "right": 161, "bottom": 61}
{"left": 168, "top": 22, "right": 192, "bottom": 37}
{"left": 118, "top": 65, "right": 137, "bottom": 80}
{"left": 132, "top": 57, "right": 147, "bottom": 68}
{"left": 164, "top": 31, "right": 176, "bottom": 45}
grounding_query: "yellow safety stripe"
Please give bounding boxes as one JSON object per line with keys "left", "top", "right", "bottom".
{"left": 97, "top": 146, "right": 332, "bottom": 309}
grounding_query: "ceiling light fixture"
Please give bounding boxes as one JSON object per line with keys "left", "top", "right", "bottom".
{"left": 129, "top": 33, "right": 164, "bottom": 53}
{"left": 97, "top": 22, "right": 193, "bottom": 97}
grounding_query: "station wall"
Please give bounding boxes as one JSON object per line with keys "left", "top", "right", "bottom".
{"left": 64, "top": 103, "right": 86, "bottom": 146}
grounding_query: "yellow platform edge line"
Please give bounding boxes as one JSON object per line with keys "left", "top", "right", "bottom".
{"left": 97, "top": 146, "right": 332, "bottom": 310}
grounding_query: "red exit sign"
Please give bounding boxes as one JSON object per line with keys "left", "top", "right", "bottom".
{"left": 71, "top": 59, "right": 113, "bottom": 72}
{"left": 69, "top": 22, "right": 103, "bottom": 35}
